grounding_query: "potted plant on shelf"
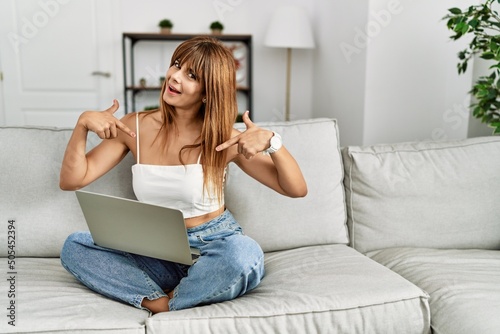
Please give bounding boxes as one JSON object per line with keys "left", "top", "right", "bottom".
{"left": 444, "top": 0, "right": 500, "bottom": 134}
{"left": 158, "top": 19, "right": 173, "bottom": 34}
{"left": 210, "top": 21, "right": 224, "bottom": 35}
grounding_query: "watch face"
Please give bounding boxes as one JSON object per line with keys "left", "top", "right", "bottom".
{"left": 271, "top": 135, "right": 282, "bottom": 149}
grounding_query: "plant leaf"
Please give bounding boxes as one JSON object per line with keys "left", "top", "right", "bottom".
{"left": 481, "top": 51, "right": 495, "bottom": 59}
{"left": 454, "top": 21, "right": 469, "bottom": 34}
{"left": 469, "top": 18, "right": 480, "bottom": 29}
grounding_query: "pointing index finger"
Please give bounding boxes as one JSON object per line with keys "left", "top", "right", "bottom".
{"left": 216, "top": 134, "right": 240, "bottom": 151}
{"left": 116, "top": 120, "right": 136, "bottom": 138}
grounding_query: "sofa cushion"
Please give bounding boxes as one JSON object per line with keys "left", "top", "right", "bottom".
{"left": 146, "top": 244, "right": 430, "bottom": 334}
{"left": 226, "top": 118, "right": 348, "bottom": 252}
{"left": 0, "top": 126, "right": 135, "bottom": 257}
{"left": 368, "top": 248, "right": 500, "bottom": 334}
{"left": 342, "top": 136, "right": 500, "bottom": 253}
{"left": 0, "top": 258, "right": 148, "bottom": 334}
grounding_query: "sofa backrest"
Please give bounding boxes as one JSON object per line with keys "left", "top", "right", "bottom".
{"left": 0, "top": 126, "right": 135, "bottom": 257}
{"left": 0, "top": 118, "right": 348, "bottom": 257}
{"left": 342, "top": 136, "right": 500, "bottom": 253}
{"left": 226, "top": 118, "right": 348, "bottom": 252}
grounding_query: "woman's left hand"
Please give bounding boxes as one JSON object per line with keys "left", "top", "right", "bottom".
{"left": 216, "top": 111, "right": 273, "bottom": 160}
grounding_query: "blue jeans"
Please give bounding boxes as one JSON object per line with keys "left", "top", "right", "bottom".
{"left": 60, "top": 210, "right": 265, "bottom": 311}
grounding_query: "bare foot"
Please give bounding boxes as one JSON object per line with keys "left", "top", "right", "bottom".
{"left": 141, "top": 296, "right": 170, "bottom": 314}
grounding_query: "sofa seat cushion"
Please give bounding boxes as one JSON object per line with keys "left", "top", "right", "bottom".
{"left": 367, "top": 248, "right": 500, "bottom": 334}
{"left": 146, "top": 245, "right": 430, "bottom": 334}
{"left": 0, "top": 258, "right": 148, "bottom": 334}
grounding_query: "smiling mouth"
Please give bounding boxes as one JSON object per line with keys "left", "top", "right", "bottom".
{"left": 168, "top": 85, "right": 181, "bottom": 94}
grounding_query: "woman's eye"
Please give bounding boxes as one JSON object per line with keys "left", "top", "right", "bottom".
{"left": 173, "top": 60, "right": 180, "bottom": 68}
{"left": 188, "top": 71, "right": 197, "bottom": 80}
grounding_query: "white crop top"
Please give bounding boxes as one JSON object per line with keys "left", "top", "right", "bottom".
{"left": 131, "top": 113, "right": 224, "bottom": 218}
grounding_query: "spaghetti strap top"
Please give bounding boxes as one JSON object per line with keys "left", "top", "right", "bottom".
{"left": 131, "top": 112, "right": 223, "bottom": 219}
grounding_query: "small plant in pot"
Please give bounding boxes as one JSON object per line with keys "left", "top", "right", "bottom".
{"left": 210, "top": 21, "right": 224, "bottom": 35}
{"left": 158, "top": 19, "right": 173, "bottom": 34}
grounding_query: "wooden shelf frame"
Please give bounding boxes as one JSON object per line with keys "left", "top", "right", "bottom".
{"left": 122, "top": 32, "right": 253, "bottom": 114}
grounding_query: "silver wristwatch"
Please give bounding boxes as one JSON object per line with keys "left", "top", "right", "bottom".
{"left": 263, "top": 132, "right": 282, "bottom": 155}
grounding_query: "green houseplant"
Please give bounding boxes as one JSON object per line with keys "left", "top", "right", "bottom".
{"left": 158, "top": 19, "right": 173, "bottom": 34}
{"left": 210, "top": 21, "right": 224, "bottom": 34}
{"left": 444, "top": 0, "right": 500, "bottom": 134}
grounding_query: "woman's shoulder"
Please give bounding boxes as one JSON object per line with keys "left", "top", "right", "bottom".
{"left": 119, "top": 111, "right": 136, "bottom": 127}
{"left": 121, "top": 110, "right": 161, "bottom": 128}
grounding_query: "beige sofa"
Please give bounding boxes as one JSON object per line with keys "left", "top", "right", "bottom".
{"left": 0, "top": 118, "right": 498, "bottom": 333}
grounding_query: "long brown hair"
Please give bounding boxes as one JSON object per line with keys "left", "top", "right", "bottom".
{"left": 153, "top": 36, "right": 238, "bottom": 201}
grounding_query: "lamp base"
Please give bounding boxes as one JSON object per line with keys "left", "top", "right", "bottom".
{"left": 285, "top": 47, "right": 291, "bottom": 121}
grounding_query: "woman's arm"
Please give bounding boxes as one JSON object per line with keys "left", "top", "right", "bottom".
{"left": 216, "top": 111, "right": 307, "bottom": 198}
{"left": 59, "top": 100, "right": 136, "bottom": 190}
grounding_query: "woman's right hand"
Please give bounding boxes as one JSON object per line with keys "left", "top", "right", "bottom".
{"left": 60, "top": 100, "right": 135, "bottom": 190}
{"left": 78, "top": 99, "right": 136, "bottom": 139}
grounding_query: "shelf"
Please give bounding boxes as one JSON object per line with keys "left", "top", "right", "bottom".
{"left": 126, "top": 86, "right": 251, "bottom": 92}
{"left": 123, "top": 32, "right": 252, "bottom": 44}
{"left": 122, "top": 32, "right": 252, "bottom": 114}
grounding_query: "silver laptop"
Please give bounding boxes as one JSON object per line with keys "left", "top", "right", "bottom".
{"left": 75, "top": 190, "right": 200, "bottom": 265}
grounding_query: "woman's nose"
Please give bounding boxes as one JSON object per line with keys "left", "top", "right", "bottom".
{"left": 170, "top": 70, "right": 181, "bottom": 83}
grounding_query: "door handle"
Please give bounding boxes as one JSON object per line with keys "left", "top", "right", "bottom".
{"left": 91, "top": 71, "right": 111, "bottom": 78}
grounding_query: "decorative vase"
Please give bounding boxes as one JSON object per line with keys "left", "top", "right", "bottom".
{"left": 211, "top": 29, "right": 222, "bottom": 35}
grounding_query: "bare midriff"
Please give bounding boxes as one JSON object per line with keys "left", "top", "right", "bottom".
{"left": 184, "top": 206, "right": 225, "bottom": 229}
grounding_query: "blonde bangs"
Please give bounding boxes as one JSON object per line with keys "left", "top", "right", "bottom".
{"left": 170, "top": 43, "right": 207, "bottom": 86}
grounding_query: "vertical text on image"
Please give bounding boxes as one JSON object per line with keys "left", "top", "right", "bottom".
{"left": 7, "top": 219, "right": 17, "bottom": 327}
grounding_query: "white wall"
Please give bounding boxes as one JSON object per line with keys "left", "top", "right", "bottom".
{"left": 313, "top": 0, "right": 485, "bottom": 146}
{"left": 363, "top": 0, "right": 475, "bottom": 145}
{"left": 313, "top": 0, "right": 369, "bottom": 146}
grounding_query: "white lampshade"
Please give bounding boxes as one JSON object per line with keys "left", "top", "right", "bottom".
{"left": 264, "top": 5, "right": 315, "bottom": 49}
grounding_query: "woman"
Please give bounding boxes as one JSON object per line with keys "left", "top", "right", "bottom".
{"left": 59, "top": 36, "right": 307, "bottom": 313}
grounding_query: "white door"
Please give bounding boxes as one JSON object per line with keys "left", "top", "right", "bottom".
{"left": 0, "top": 0, "right": 118, "bottom": 127}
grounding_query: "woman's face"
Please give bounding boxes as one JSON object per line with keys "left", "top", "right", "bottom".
{"left": 163, "top": 59, "right": 205, "bottom": 111}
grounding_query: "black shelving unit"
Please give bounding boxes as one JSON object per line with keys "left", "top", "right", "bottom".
{"left": 122, "top": 32, "right": 252, "bottom": 115}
